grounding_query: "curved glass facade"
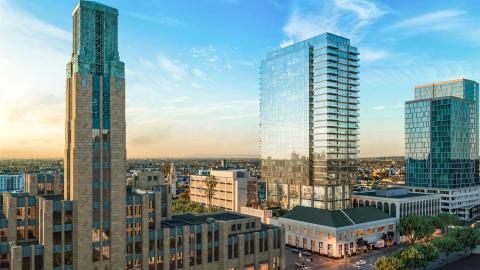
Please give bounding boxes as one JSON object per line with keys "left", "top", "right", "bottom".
{"left": 260, "top": 33, "right": 359, "bottom": 210}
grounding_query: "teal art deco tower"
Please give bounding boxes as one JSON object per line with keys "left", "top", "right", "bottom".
{"left": 260, "top": 33, "right": 360, "bottom": 210}
{"left": 64, "top": 1, "right": 126, "bottom": 268}
{"left": 405, "top": 79, "right": 480, "bottom": 222}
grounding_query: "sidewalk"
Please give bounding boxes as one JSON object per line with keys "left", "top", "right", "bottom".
{"left": 350, "top": 244, "right": 403, "bottom": 260}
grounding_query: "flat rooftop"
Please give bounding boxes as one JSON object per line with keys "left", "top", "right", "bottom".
{"left": 281, "top": 206, "right": 394, "bottom": 228}
{"left": 353, "top": 191, "right": 431, "bottom": 199}
{"left": 162, "top": 211, "right": 252, "bottom": 228}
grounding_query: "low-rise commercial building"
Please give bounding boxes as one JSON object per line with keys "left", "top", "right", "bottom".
{"left": 406, "top": 186, "right": 480, "bottom": 222}
{"left": 352, "top": 188, "right": 441, "bottom": 224}
{"left": 278, "top": 206, "right": 396, "bottom": 258}
{"left": 190, "top": 170, "right": 258, "bottom": 212}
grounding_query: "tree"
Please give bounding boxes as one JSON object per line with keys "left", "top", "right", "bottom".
{"left": 204, "top": 175, "right": 217, "bottom": 212}
{"left": 431, "top": 236, "right": 462, "bottom": 256}
{"left": 416, "top": 243, "right": 439, "bottom": 262}
{"left": 374, "top": 256, "right": 401, "bottom": 270}
{"left": 432, "top": 213, "right": 462, "bottom": 234}
{"left": 396, "top": 246, "right": 427, "bottom": 270}
{"left": 399, "top": 215, "right": 435, "bottom": 243}
{"left": 177, "top": 182, "right": 190, "bottom": 201}
{"left": 447, "top": 227, "right": 480, "bottom": 250}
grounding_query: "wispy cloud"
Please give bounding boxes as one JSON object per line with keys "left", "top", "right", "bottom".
{"left": 393, "top": 103, "right": 403, "bottom": 109}
{"left": 282, "top": 0, "right": 386, "bottom": 44}
{"left": 386, "top": 9, "right": 480, "bottom": 43}
{"left": 373, "top": 105, "right": 385, "bottom": 111}
{"left": 361, "top": 48, "right": 389, "bottom": 62}
{"left": 157, "top": 55, "right": 188, "bottom": 81}
{"left": 191, "top": 45, "right": 231, "bottom": 71}
{"left": 124, "top": 10, "right": 186, "bottom": 27}
{"left": 389, "top": 9, "right": 464, "bottom": 30}
{"left": 192, "top": 68, "right": 208, "bottom": 80}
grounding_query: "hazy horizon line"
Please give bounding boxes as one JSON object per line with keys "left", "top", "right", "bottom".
{"left": 0, "top": 155, "right": 406, "bottom": 161}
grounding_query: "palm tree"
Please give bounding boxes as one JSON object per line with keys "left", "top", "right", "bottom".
{"left": 178, "top": 182, "right": 190, "bottom": 201}
{"left": 204, "top": 175, "right": 217, "bottom": 212}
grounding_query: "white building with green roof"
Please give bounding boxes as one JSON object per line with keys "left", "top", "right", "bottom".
{"left": 277, "top": 206, "right": 396, "bottom": 258}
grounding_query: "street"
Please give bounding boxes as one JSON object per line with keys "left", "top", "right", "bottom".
{"left": 284, "top": 245, "right": 400, "bottom": 270}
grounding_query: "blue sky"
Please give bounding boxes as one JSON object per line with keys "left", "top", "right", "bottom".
{"left": 1, "top": 0, "right": 480, "bottom": 158}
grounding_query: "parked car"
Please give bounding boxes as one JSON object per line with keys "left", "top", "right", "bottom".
{"left": 355, "top": 260, "right": 366, "bottom": 266}
{"left": 301, "top": 251, "right": 311, "bottom": 256}
{"left": 291, "top": 248, "right": 300, "bottom": 254}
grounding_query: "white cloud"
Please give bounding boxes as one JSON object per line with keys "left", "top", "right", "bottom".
{"left": 157, "top": 55, "right": 188, "bottom": 81}
{"left": 334, "top": 0, "right": 386, "bottom": 26}
{"left": 386, "top": 9, "right": 480, "bottom": 43}
{"left": 280, "top": 39, "right": 294, "bottom": 48}
{"left": 124, "top": 10, "right": 185, "bottom": 27}
{"left": 393, "top": 103, "right": 403, "bottom": 109}
{"left": 192, "top": 68, "right": 208, "bottom": 80}
{"left": 282, "top": 0, "right": 386, "bottom": 44}
{"left": 390, "top": 9, "right": 464, "bottom": 30}
{"left": 361, "top": 48, "right": 389, "bottom": 62}
{"left": 373, "top": 106, "right": 385, "bottom": 111}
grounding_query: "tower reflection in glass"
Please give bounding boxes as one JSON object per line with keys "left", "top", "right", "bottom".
{"left": 260, "top": 33, "right": 359, "bottom": 210}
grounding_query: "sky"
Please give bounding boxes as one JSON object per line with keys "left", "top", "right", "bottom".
{"left": 1, "top": 0, "right": 480, "bottom": 159}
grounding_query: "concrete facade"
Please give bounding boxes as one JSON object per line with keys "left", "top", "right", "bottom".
{"left": 190, "top": 170, "right": 258, "bottom": 212}
{"left": 278, "top": 206, "right": 396, "bottom": 258}
{"left": 406, "top": 186, "right": 480, "bottom": 222}
{"left": 352, "top": 188, "right": 441, "bottom": 224}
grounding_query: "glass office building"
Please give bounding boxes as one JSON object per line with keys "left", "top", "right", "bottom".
{"left": 405, "top": 79, "right": 479, "bottom": 188}
{"left": 260, "top": 33, "right": 359, "bottom": 210}
{"left": 405, "top": 79, "right": 480, "bottom": 222}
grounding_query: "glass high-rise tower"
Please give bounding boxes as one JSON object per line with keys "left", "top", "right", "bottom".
{"left": 405, "top": 79, "right": 480, "bottom": 221}
{"left": 64, "top": 1, "right": 126, "bottom": 268}
{"left": 260, "top": 33, "right": 359, "bottom": 210}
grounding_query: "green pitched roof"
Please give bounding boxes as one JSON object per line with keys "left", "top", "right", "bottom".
{"left": 342, "top": 207, "right": 393, "bottom": 224}
{"left": 281, "top": 206, "right": 393, "bottom": 228}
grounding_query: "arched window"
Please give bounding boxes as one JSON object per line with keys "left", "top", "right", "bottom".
{"left": 383, "top": 202, "right": 389, "bottom": 214}
{"left": 390, "top": 203, "right": 396, "bottom": 217}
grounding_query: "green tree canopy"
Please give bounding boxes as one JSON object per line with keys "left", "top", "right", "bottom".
{"left": 432, "top": 236, "right": 462, "bottom": 255}
{"left": 447, "top": 227, "right": 480, "bottom": 250}
{"left": 416, "top": 243, "right": 439, "bottom": 262}
{"left": 374, "top": 256, "right": 401, "bottom": 270}
{"left": 399, "top": 215, "right": 435, "bottom": 243}
{"left": 396, "top": 246, "right": 427, "bottom": 270}
{"left": 432, "top": 213, "right": 462, "bottom": 233}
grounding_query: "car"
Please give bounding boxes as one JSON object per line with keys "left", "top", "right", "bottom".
{"left": 301, "top": 251, "right": 312, "bottom": 256}
{"left": 295, "top": 262, "right": 305, "bottom": 268}
{"left": 355, "top": 260, "right": 366, "bottom": 266}
{"left": 291, "top": 248, "right": 300, "bottom": 254}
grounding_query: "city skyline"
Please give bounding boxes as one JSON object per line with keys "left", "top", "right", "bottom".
{"left": 3, "top": 0, "right": 480, "bottom": 159}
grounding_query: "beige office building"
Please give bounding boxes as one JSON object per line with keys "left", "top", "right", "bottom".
{"left": 190, "top": 170, "right": 258, "bottom": 212}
